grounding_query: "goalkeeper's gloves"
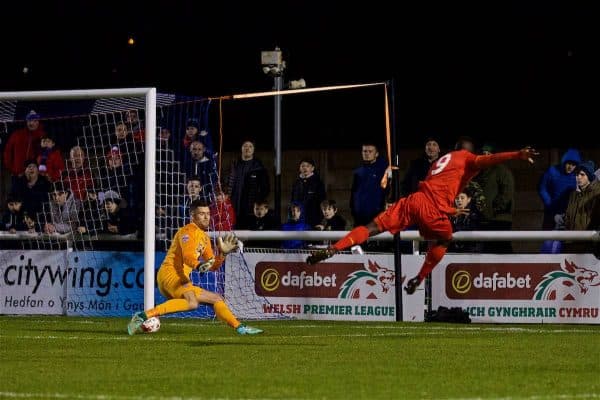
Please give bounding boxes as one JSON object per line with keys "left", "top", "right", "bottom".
{"left": 196, "top": 257, "right": 215, "bottom": 273}
{"left": 217, "top": 233, "right": 239, "bottom": 255}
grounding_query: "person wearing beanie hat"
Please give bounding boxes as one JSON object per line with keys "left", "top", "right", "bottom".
{"left": 563, "top": 160, "right": 600, "bottom": 253}
{"left": 401, "top": 136, "right": 441, "bottom": 196}
{"left": 575, "top": 160, "right": 596, "bottom": 183}
{"left": 25, "top": 110, "right": 41, "bottom": 121}
{"left": 102, "top": 190, "right": 136, "bottom": 235}
{"left": 186, "top": 118, "right": 200, "bottom": 129}
{"left": 183, "top": 118, "right": 200, "bottom": 150}
{"left": 2, "top": 109, "right": 46, "bottom": 181}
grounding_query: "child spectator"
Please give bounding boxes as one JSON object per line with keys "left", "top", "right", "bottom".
{"left": 1, "top": 194, "right": 28, "bottom": 232}
{"left": 12, "top": 160, "right": 52, "bottom": 217}
{"left": 448, "top": 182, "right": 484, "bottom": 253}
{"left": 184, "top": 117, "right": 213, "bottom": 154}
{"left": 315, "top": 200, "right": 347, "bottom": 231}
{"left": 315, "top": 199, "right": 347, "bottom": 247}
{"left": 37, "top": 132, "right": 65, "bottom": 182}
{"left": 241, "top": 199, "right": 279, "bottom": 248}
{"left": 210, "top": 189, "right": 236, "bottom": 232}
{"left": 281, "top": 201, "right": 311, "bottom": 249}
{"left": 182, "top": 118, "right": 199, "bottom": 152}
{"left": 241, "top": 199, "right": 279, "bottom": 230}
{"left": 179, "top": 176, "right": 206, "bottom": 222}
{"left": 43, "top": 182, "right": 81, "bottom": 235}
{"left": 102, "top": 191, "right": 137, "bottom": 235}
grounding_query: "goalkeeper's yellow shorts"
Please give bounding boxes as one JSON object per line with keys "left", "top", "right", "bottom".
{"left": 157, "top": 267, "right": 203, "bottom": 299}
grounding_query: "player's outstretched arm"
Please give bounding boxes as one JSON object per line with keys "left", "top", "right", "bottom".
{"left": 517, "top": 147, "right": 539, "bottom": 164}
{"left": 474, "top": 147, "right": 539, "bottom": 169}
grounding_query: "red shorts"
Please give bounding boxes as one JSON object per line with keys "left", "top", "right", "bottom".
{"left": 374, "top": 192, "right": 453, "bottom": 241}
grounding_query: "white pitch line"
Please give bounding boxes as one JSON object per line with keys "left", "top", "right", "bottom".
{"left": 0, "top": 331, "right": 443, "bottom": 342}
{"left": 442, "top": 393, "right": 599, "bottom": 400}
{"left": 0, "top": 391, "right": 283, "bottom": 400}
{"left": 1, "top": 320, "right": 598, "bottom": 334}
{"left": 0, "top": 391, "right": 597, "bottom": 400}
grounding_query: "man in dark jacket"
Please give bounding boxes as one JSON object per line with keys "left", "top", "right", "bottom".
{"left": 290, "top": 157, "right": 326, "bottom": 227}
{"left": 400, "top": 137, "right": 441, "bottom": 197}
{"left": 226, "top": 140, "right": 270, "bottom": 223}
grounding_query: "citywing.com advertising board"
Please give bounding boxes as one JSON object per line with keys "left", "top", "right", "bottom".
{"left": 0, "top": 250, "right": 154, "bottom": 316}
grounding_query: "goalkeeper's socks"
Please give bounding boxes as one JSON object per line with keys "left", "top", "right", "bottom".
{"left": 214, "top": 300, "right": 240, "bottom": 328}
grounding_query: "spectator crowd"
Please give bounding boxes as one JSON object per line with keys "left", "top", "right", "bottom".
{"left": 2, "top": 109, "right": 600, "bottom": 255}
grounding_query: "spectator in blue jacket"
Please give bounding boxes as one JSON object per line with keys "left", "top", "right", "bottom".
{"left": 281, "top": 201, "right": 311, "bottom": 249}
{"left": 350, "top": 143, "right": 388, "bottom": 227}
{"left": 538, "top": 148, "right": 581, "bottom": 230}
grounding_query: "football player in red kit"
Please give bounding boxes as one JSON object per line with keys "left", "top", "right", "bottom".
{"left": 306, "top": 138, "right": 538, "bottom": 294}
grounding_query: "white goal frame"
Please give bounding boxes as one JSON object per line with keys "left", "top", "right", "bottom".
{"left": 0, "top": 88, "right": 157, "bottom": 309}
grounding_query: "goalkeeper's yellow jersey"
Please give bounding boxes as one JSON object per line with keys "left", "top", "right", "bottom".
{"left": 158, "top": 222, "right": 224, "bottom": 287}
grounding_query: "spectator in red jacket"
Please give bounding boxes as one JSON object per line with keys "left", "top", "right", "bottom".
{"left": 2, "top": 110, "right": 46, "bottom": 185}
{"left": 37, "top": 132, "right": 65, "bottom": 182}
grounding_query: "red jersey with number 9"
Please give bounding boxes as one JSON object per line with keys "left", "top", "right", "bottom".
{"left": 418, "top": 150, "right": 480, "bottom": 215}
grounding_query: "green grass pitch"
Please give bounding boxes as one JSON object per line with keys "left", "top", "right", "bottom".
{"left": 0, "top": 316, "right": 598, "bottom": 399}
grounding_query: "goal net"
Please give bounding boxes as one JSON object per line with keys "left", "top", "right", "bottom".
{"left": 0, "top": 89, "right": 282, "bottom": 320}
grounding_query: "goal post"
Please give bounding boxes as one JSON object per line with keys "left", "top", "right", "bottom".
{"left": 0, "top": 88, "right": 157, "bottom": 310}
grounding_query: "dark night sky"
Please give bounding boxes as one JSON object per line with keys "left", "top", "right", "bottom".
{"left": 1, "top": 1, "right": 597, "bottom": 149}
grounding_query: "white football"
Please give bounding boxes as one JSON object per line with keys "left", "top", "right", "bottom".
{"left": 141, "top": 316, "right": 160, "bottom": 333}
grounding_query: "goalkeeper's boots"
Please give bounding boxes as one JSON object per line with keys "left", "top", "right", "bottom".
{"left": 404, "top": 275, "right": 422, "bottom": 295}
{"left": 236, "top": 324, "right": 264, "bottom": 335}
{"left": 306, "top": 247, "right": 336, "bottom": 265}
{"left": 127, "top": 312, "right": 145, "bottom": 336}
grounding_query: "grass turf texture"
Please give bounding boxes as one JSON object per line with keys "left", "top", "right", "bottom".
{"left": 0, "top": 316, "right": 598, "bottom": 399}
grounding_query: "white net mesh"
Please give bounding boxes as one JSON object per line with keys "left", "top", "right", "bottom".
{"left": 0, "top": 93, "right": 284, "bottom": 320}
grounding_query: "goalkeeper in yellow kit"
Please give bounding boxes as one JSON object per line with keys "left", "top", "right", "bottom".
{"left": 127, "top": 199, "right": 263, "bottom": 335}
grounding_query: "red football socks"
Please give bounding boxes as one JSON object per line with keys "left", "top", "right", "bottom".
{"left": 418, "top": 244, "right": 447, "bottom": 281}
{"left": 333, "top": 226, "right": 370, "bottom": 251}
